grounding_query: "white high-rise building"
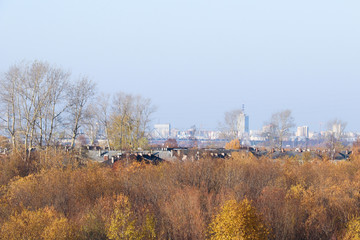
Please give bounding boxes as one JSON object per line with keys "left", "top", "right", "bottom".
{"left": 237, "top": 112, "right": 249, "bottom": 138}
{"left": 296, "top": 126, "right": 309, "bottom": 138}
{"left": 332, "top": 123, "right": 342, "bottom": 138}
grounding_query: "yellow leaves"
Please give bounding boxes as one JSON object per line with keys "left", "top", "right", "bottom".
{"left": 4, "top": 147, "right": 360, "bottom": 239}
{"left": 286, "top": 184, "right": 305, "bottom": 200}
{"left": 125, "top": 162, "right": 147, "bottom": 174}
{"left": 208, "top": 198, "right": 269, "bottom": 240}
{"left": 107, "top": 195, "right": 135, "bottom": 240}
{"left": 0, "top": 207, "right": 73, "bottom": 240}
{"left": 343, "top": 217, "right": 360, "bottom": 240}
{"left": 42, "top": 217, "right": 74, "bottom": 240}
{"left": 142, "top": 214, "right": 157, "bottom": 240}
{"left": 283, "top": 176, "right": 360, "bottom": 238}
{"left": 78, "top": 194, "right": 156, "bottom": 240}
{"left": 108, "top": 97, "right": 152, "bottom": 151}
{"left": 106, "top": 194, "right": 156, "bottom": 240}
{"left": 1, "top": 164, "right": 120, "bottom": 220}
{"left": 225, "top": 139, "right": 241, "bottom": 150}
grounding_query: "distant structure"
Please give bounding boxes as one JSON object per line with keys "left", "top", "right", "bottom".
{"left": 332, "top": 123, "right": 342, "bottom": 138}
{"left": 296, "top": 126, "right": 309, "bottom": 138}
{"left": 152, "top": 124, "right": 171, "bottom": 139}
{"left": 236, "top": 110, "right": 249, "bottom": 139}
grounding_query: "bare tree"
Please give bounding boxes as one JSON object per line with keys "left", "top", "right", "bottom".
{"left": 82, "top": 104, "right": 99, "bottom": 146}
{"left": 263, "top": 110, "right": 295, "bottom": 150}
{"left": 16, "top": 61, "right": 48, "bottom": 152}
{"left": 0, "top": 64, "right": 21, "bottom": 149}
{"left": 36, "top": 65, "right": 70, "bottom": 147}
{"left": 326, "top": 119, "right": 346, "bottom": 160}
{"left": 67, "top": 76, "right": 96, "bottom": 148}
{"left": 95, "top": 93, "right": 112, "bottom": 150}
{"left": 108, "top": 92, "right": 155, "bottom": 150}
{"left": 1, "top": 61, "right": 155, "bottom": 154}
{"left": 133, "top": 95, "right": 156, "bottom": 148}
{"left": 0, "top": 61, "right": 72, "bottom": 161}
{"left": 110, "top": 93, "right": 134, "bottom": 150}
{"left": 219, "top": 109, "right": 247, "bottom": 141}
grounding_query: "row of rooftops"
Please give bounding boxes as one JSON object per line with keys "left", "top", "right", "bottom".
{"left": 86, "top": 146, "right": 352, "bottom": 165}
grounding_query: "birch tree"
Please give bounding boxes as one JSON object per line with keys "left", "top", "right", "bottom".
{"left": 95, "top": 93, "right": 112, "bottom": 150}
{"left": 36, "top": 65, "right": 70, "bottom": 147}
{"left": 108, "top": 93, "right": 155, "bottom": 150}
{"left": 82, "top": 104, "right": 99, "bottom": 146}
{"left": 67, "top": 76, "right": 96, "bottom": 148}
{"left": 0, "top": 64, "right": 21, "bottom": 149}
{"left": 326, "top": 119, "right": 346, "bottom": 160}
{"left": 0, "top": 61, "right": 70, "bottom": 154}
{"left": 263, "top": 109, "right": 295, "bottom": 150}
{"left": 219, "top": 109, "right": 244, "bottom": 140}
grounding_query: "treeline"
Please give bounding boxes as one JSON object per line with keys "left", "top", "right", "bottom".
{"left": 1, "top": 149, "right": 360, "bottom": 239}
{"left": 0, "top": 60, "right": 155, "bottom": 157}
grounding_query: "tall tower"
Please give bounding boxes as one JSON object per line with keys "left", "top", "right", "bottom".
{"left": 236, "top": 108, "right": 249, "bottom": 138}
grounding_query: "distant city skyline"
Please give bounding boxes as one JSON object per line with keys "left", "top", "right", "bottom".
{"left": 1, "top": 1, "right": 360, "bottom": 132}
{"left": 149, "top": 120, "right": 358, "bottom": 148}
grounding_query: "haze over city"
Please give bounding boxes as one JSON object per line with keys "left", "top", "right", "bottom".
{"left": 3, "top": 2, "right": 360, "bottom": 239}
{"left": 1, "top": 0, "right": 360, "bottom": 132}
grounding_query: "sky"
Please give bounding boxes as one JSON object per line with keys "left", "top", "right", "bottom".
{"left": 1, "top": 0, "right": 360, "bottom": 132}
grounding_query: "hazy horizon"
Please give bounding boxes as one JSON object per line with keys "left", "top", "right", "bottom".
{"left": 1, "top": 0, "right": 359, "bottom": 132}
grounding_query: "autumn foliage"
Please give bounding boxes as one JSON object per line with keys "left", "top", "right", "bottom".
{"left": 225, "top": 139, "right": 241, "bottom": 150}
{"left": 208, "top": 198, "right": 269, "bottom": 240}
{"left": 1, "top": 149, "right": 360, "bottom": 239}
{"left": 0, "top": 207, "right": 74, "bottom": 240}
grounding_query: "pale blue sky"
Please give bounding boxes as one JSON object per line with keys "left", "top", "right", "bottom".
{"left": 1, "top": 0, "right": 359, "bottom": 132}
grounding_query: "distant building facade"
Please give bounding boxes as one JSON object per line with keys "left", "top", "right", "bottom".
{"left": 152, "top": 124, "right": 171, "bottom": 139}
{"left": 332, "top": 123, "right": 342, "bottom": 138}
{"left": 237, "top": 112, "right": 249, "bottom": 138}
{"left": 296, "top": 126, "right": 309, "bottom": 138}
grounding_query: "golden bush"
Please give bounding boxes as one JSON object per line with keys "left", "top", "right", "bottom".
{"left": 208, "top": 198, "right": 269, "bottom": 240}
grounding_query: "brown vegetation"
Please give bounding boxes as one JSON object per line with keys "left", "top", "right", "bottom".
{"left": 224, "top": 139, "right": 241, "bottom": 150}
{"left": 1, "top": 148, "right": 360, "bottom": 239}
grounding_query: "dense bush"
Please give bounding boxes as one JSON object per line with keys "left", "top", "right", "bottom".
{"left": 1, "top": 149, "right": 360, "bottom": 239}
